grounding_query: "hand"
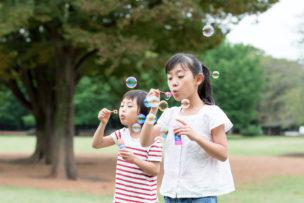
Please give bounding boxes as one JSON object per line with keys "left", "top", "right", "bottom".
{"left": 97, "top": 108, "right": 111, "bottom": 124}
{"left": 147, "top": 88, "right": 161, "bottom": 98}
{"left": 118, "top": 149, "right": 136, "bottom": 163}
{"left": 147, "top": 88, "right": 161, "bottom": 112}
{"left": 173, "top": 119, "right": 200, "bottom": 141}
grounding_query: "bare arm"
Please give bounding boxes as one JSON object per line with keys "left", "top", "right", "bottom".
{"left": 193, "top": 125, "right": 228, "bottom": 161}
{"left": 119, "top": 149, "right": 161, "bottom": 176}
{"left": 133, "top": 158, "right": 160, "bottom": 176}
{"left": 92, "top": 108, "right": 115, "bottom": 149}
{"left": 140, "top": 108, "right": 161, "bottom": 147}
{"left": 92, "top": 122, "right": 115, "bottom": 148}
{"left": 140, "top": 89, "right": 161, "bottom": 147}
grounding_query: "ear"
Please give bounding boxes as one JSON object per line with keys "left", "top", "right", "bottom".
{"left": 196, "top": 73, "right": 204, "bottom": 86}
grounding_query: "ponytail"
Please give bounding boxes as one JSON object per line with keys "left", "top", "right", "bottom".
{"left": 199, "top": 64, "right": 214, "bottom": 105}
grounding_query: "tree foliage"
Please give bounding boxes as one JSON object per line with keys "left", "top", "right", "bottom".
{"left": 202, "top": 43, "right": 264, "bottom": 132}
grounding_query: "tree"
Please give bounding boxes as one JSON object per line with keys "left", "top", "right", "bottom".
{"left": 258, "top": 56, "right": 304, "bottom": 129}
{"left": 202, "top": 43, "right": 264, "bottom": 133}
{"left": 0, "top": 0, "right": 278, "bottom": 179}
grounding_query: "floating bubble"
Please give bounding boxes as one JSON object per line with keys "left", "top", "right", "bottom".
{"left": 126, "top": 76, "right": 137, "bottom": 88}
{"left": 112, "top": 110, "right": 118, "bottom": 114}
{"left": 160, "top": 126, "right": 169, "bottom": 139}
{"left": 181, "top": 99, "right": 190, "bottom": 109}
{"left": 164, "top": 92, "right": 172, "bottom": 100}
{"left": 131, "top": 123, "right": 142, "bottom": 133}
{"left": 159, "top": 100, "right": 168, "bottom": 112}
{"left": 144, "top": 98, "right": 151, "bottom": 108}
{"left": 137, "top": 114, "right": 146, "bottom": 124}
{"left": 117, "top": 139, "right": 126, "bottom": 149}
{"left": 202, "top": 24, "right": 214, "bottom": 37}
{"left": 146, "top": 113, "right": 157, "bottom": 125}
{"left": 211, "top": 71, "right": 220, "bottom": 79}
{"left": 146, "top": 95, "right": 160, "bottom": 108}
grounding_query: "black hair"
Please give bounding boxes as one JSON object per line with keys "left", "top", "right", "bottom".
{"left": 165, "top": 53, "right": 214, "bottom": 105}
{"left": 122, "top": 90, "right": 149, "bottom": 116}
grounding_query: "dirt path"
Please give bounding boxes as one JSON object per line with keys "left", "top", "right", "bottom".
{"left": 0, "top": 153, "right": 304, "bottom": 195}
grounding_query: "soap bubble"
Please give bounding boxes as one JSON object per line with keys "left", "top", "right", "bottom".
{"left": 202, "top": 24, "right": 214, "bottom": 37}
{"left": 146, "top": 95, "right": 160, "bottom": 108}
{"left": 137, "top": 114, "right": 146, "bottom": 124}
{"left": 181, "top": 99, "right": 190, "bottom": 109}
{"left": 211, "top": 71, "right": 220, "bottom": 79}
{"left": 126, "top": 76, "right": 137, "bottom": 88}
{"left": 131, "top": 123, "right": 141, "bottom": 133}
{"left": 164, "top": 92, "right": 172, "bottom": 100}
{"left": 159, "top": 100, "right": 168, "bottom": 112}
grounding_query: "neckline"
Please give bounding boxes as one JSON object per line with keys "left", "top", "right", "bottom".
{"left": 177, "top": 104, "right": 210, "bottom": 117}
{"left": 125, "top": 128, "right": 140, "bottom": 140}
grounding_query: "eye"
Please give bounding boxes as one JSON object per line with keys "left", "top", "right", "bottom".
{"left": 178, "top": 75, "right": 184, "bottom": 79}
{"left": 168, "top": 77, "right": 172, "bottom": 81}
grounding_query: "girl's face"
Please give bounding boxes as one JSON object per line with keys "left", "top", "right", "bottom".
{"left": 119, "top": 98, "right": 139, "bottom": 127}
{"left": 167, "top": 64, "right": 202, "bottom": 101}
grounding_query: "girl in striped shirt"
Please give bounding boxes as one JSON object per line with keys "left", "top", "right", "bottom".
{"left": 92, "top": 90, "right": 162, "bottom": 203}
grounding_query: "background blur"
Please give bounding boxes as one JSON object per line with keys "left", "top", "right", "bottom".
{"left": 0, "top": 0, "right": 303, "bottom": 202}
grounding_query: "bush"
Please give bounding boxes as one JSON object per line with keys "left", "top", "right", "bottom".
{"left": 241, "top": 125, "right": 263, "bottom": 136}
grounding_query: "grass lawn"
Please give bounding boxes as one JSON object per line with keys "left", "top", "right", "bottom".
{"left": 220, "top": 176, "right": 304, "bottom": 203}
{"left": 1, "top": 135, "right": 304, "bottom": 202}
{"left": 1, "top": 176, "right": 303, "bottom": 203}
{"left": 0, "top": 134, "right": 303, "bottom": 156}
{"left": 0, "top": 135, "right": 117, "bottom": 154}
{"left": 227, "top": 135, "right": 304, "bottom": 156}
{"left": 0, "top": 186, "right": 112, "bottom": 203}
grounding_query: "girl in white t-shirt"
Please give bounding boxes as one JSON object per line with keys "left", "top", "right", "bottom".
{"left": 92, "top": 90, "right": 162, "bottom": 203}
{"left": 140, "top": 53, "right": 235, "bottom": 203}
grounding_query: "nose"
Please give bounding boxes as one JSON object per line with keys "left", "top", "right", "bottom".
{"left": 172, "top": 78, "right": 179, "bottom": 87}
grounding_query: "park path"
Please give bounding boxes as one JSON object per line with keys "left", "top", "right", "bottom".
{"left": 0, "top": 153, "right": 304, "bottom": 195}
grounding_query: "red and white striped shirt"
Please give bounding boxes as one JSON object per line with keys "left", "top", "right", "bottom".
{"left": 110, "top": 128, "right": 162, "bottom": 203}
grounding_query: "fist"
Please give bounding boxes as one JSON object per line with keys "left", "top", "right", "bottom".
{"left": 98, "top": 108, "right": 111, "bottom": 124}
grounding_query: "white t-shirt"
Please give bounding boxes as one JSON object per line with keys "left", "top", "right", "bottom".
{"left": 157, "top": 105, "right": 235, "bottom": 198}
{"left": 110, "top": 128, "right": 162, "bottom": 203}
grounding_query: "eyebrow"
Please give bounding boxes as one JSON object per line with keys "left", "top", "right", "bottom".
{"left": 168, "top": 69, "right": 185, "bottom": 75}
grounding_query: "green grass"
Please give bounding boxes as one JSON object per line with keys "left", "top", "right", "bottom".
{"left": 220, "top": 176, "right": 304, "bottom": 203}
{"left": 0, "top": 135, "right": 117, "bottom": 154}
{"left": 0, "top": 134, "right": 303, "bottom": 156}
{"left": 1, "top": 176, "right": 303, "bottom": 203}
{"left": 0, "top": 186, "right": 112, "bottom": 203}
{"left": 228, "top": 135, "right": 304, "bottom": 156}
{"left": 0, "top": 135, "right": 304, "bottom": 202}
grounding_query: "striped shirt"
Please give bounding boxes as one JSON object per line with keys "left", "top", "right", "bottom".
{"left": 110, "top": 128, "right": 162, "bottom": 203}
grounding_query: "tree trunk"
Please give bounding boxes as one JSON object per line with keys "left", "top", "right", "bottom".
{"left": 29, "top": 112, "right": 53, "bottom": 164}
{"left": 50, "top": 58, "right": 77, "bottom": 179}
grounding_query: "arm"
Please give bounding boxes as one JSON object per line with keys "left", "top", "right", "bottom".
{"left": 92, "top": 122, "right": 115, "bottom": 148}
{"left": 92, "top": 108, "right": 115, "bottom": 148}
{"left": 193, "top": 125, "right": 228, "bottom": 161}
{"left": 133, "top": 158, "right": 160, "bottom": 176}
{"left": 174, "top": 119, "right": 228, "bottom": 162}
{"left": 140, "top": 108, "right": 161, "bottom": 147}
{"left": 119, "top": 149, "right": 161, "bottom": 176}
{"left": 140, "top": 89, "right": 161, "bottom": 147}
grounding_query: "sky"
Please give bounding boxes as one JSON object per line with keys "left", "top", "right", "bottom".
{"left": 227, "top": 0, "right": 304, "bottom": 60}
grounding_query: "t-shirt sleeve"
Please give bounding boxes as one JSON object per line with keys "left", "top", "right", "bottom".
{"left": 209, "top": 106, "right": 233, "bottom": 132}
{"left": 157, "top": 107, "right": 174, "bottom": 128}
{"left": 147, "top": 140, "right": 162, "bottom": 162}
{"left": 109, "top": 129, "right": 122, "bottom": 145}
